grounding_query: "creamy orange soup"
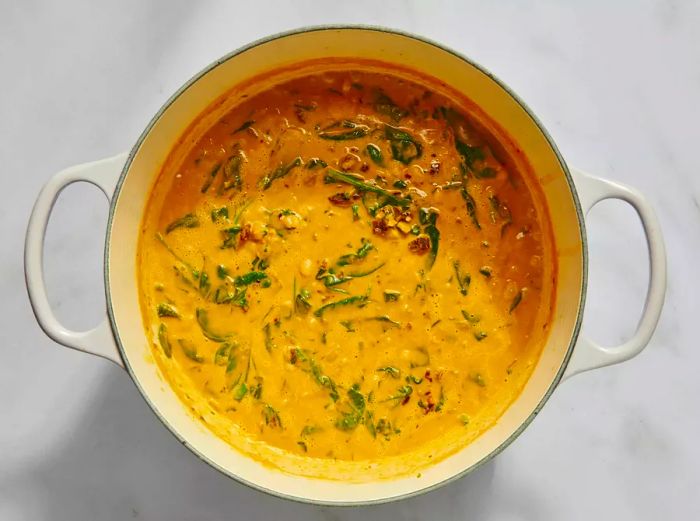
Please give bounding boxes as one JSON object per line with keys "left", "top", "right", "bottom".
{"left": 137, "top": 61, "right": 555, "bottom": 479}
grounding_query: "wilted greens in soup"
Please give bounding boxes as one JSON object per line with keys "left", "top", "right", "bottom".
{"left": 138, "top": 62, "right": 555, "bottom": 479}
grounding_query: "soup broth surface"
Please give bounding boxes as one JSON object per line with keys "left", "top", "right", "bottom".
{"left": 138, "top": 62, "right": 555, "bottom": 478}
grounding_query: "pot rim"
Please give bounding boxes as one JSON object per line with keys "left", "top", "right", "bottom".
{"left": 104, "top": 24, "right": 587, "bottom": 506}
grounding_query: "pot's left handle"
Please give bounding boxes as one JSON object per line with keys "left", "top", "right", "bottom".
{"left": 25, "top": 153, "right": 128, "bottom": 368}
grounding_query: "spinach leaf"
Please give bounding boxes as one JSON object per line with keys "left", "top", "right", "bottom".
{"left": 318, "top": 120, "right": 369, "bottom": 140}
{"left": 195, "top": 308, "right": 232, "bottom": 342}
{"left": 313, "top": 293, "right": 369, "bottom": 317}
{"left": 200, "top": 162, "right": 221, "bottom": 193}
{"left": 165, "top": 213, "right": 199, "bottom": 234}
{"left": 384, "top": 125, "right": 422, "bottom": 165}
{"left": 366, "top": 143, "right": 384, "bottom": 166}
{"left": 157, "top": 323, "right": 172, "bottom": 358}
{"left": 259, "top": 156, "right": 302, "bottom": 190}
{"left": 325, "top": 169, "right": 409, "bottom": 207}
{"left": 157, "top": 303, "right": 180, "bottom": 318}
{"left": 177, "top": 339, "right": 203, "bottom": 362}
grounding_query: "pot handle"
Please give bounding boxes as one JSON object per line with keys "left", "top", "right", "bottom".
{"left": 24, "top": 153, "right": 128, "bottom": 368}
{"left": 562, "top": 168, "right": 666, "bottom": 379}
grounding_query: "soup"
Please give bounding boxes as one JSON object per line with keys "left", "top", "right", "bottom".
{"left": 137, "top": 61, "right": 555, "bottom": 479}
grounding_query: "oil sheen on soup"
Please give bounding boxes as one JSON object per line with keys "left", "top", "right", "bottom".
{"left": 138, "top": 62, "right": 556, "bottom": 479}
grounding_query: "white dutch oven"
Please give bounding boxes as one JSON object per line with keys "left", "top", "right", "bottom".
{"left": 25, "top": 27, "right": 666, "bottom": 505}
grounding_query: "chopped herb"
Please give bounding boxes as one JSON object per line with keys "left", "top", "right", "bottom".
{"left": 219, "top": 154, "right": 243, "bottom": 193}
{"left": 384, "top": 124, "right": 422, "bottom": 164}
{"left": 165, "top": 213, "right": 199, "bottom": 234}
{"left": 313, "top": 293, "right": 369, "bottom": 317}
{"left": 234, "top": 271, "right": 268, "bottom": 286}
{"left": 479, "top": 266, "right": 492, "bottom": 277}
{"left": 306, "top": 158, "right": 328, "bottom": 170}
{"left": 200, "top": 162, "right": 221, "bottom": 193}
{"left": 384, "top": 385, "right": 413, "bottom": 405}
{"left": 366, "top": 143, "right": 384, "bottom": 166}
{"left": 366, "top": 315, "right": 401, "bottom": 327}
{"left": 221, "top": 225, "right": 242, "bottom": 249}
{"left": 435, "top": 386, "right": 446, "bottom": 411}
{"left": 452, "top": 260, "right": 471, "bottom": 296}
{"left": 461, "top": 310, "right": 481, "bottom": 324}
{"left": 156, "top": 303, "right": 180, "bottom": 318}
{"left": 374, "top": 91, "right": 407, "bottom": 122}
{"left": 294, "top": 286, "right": 312, "bottom": 314}
{"left": 259, "top": 156, "right": 302, "bottom": 190}
{"left": 195, "top": 308, "right": 232, "bottom": 342}
{"left": 405, "top": 374, "right": 423, "bottom": 384}
{"left": 469, "top": 373, "right": 486, "bottom": 387}
{"left": 213, "top": 286, "right": 248, "bottom": 308}
{"left": 318, "top": 120, "right": 369, "bottom": 140}
{"left": 337, "top": 239, "right": 374, "bottom": 266}
{"left": 290, "top": 348, "right": 339, "bottom": 401}
{"left": 335, "top": 384, "right": 367, "bottom": 431}
{"left": 263, "top": 323, "right": 274, "bottom": 352}
{"left": 459, "top": 414, "right": 470, "bottom": 426}
{"left": 216, "top": 265, "right": 228, "bottom": 279}
{"left": 474, "top": 331, "right": 488, "bottom": 341}
{"left": 340, "top": 320, "right": 355, "bottom": 332}
{"left": 455, "top": 140, "right": 485, "bottom": 172}
{"left": 351, "top": 204, "right": 360, "bottom": 221}
{"left": 232, "top": 382, "right": 248, "bottom": 401}
{"left": 214, "top": 342, "right": 233, "bottom": 366}
{"left": 410, "top": 225, "right": 421, "bottom": 235}
{"left": 509, "top": 289, "right": 523, "bottom": 313}
{"left": 377, "top": 366, "right": 401, "bottom": 379}
{"left": 157, "top": 323, "right": 171, "bottom": 358}
{"left": 393, "top": 179, "right": 408, "bottom": 189}
{"left": 233, "top": 120, "right": 254, "bottom": 133}
{"left": 262, "top": 404, "right": 282, "bottom": 428}
{"left": 301, "top": 425, "right": 321, "bottom": 437}
{"left": 225, "top": 344, "right": 239, "bottom": 373}
{"left": 211, "top": 207, "right": 229, "bottom": 223}
{"left": 409, "top": 347, "right": 430, "bottom": 368}
{"left": 419, "top": 208, "right": 440, "bottom": 270}
{"left": 177, "top": 339, "right": 203, "bottom": 362}
{"left": 475, "top": 166, "right": 497, "bottom": 179}
{"left": 297, "top": 441, "right": 308, "bottom": 452}
{"left": 383, "top": 290, "right": 401, "bottom": 302}
{"left": 460, "top": 185, "right": 481, "bottom": 230}
{"left": 325, "top": 169, "right": 409, "bottom": 207}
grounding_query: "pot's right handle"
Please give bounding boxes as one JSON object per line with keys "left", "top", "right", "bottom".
{"left": 562, "top": 168, "right": 666, "bottom": 379}
{"left": 24, "top": 153, "right": 128, "bottom": 368}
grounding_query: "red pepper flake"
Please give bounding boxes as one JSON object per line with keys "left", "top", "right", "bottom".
{"left": 289, "top": 349, "right": 298, "bottom": 365}
{"left": 429, "top": 158, "right": 441, "bottom": 175}
{"left": 294, "top": 108, "right": 306, "bottom": 123}
{"left": 424, "top": 370, "right": 433, "bottom": 382}
{"left": 238, "top": 224, "right": 253, "bottom": 246}
{"left": 360, "top": 163, "right": 370, "bottom": 172}
{"left": 408, "top": 236, "right": 430, "bottom": 254}
{"left": 401, "top": 395, "right": 411, "bottom": 406}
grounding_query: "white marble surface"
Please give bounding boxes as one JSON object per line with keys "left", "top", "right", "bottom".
{"left": 1, "top": 1, "right": 699, "bottom": 519}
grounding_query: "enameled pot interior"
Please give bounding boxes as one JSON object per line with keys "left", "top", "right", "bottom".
{"left": 107, "top": 27, "right": 584, "bottom": 504}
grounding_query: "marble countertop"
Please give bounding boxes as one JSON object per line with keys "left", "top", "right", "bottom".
{"left": 2, "top": 1, "right": 698, "bottom": 519}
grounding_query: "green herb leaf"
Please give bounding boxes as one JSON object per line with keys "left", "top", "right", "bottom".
{"left": 325, "top": 169, "right": 409, "bottom": 207}
{"left": 374, "top": 91, "right": 407, "bottom": 122}
{"left": 263, "top": 323, "right": 275, "bottom": 352}
{"left": 262, "top": 404, "right": 282, "bottom": 428}
{"left": 460, "top": 185, "right": 481, "bottom": 230}
{"left": 384, "top": 124, "right": 423, "bottom": 165}
{"left": 195, "top": 308, "right": 232, "bottom": 342}
{"left": 259, "top": 156, "right": 302, "bottom": 190}
{"left": 351, "top": 204, "right": 360, "bottom": 221}
{"left": 234, "top": 271, "right": 268, "bottom": 286}
{"left": 455, "top": 140, "right": 485, "bottom": 172}
{"left": 479, "top": 266, "right": 492, "bottom": 278}
{"left": 233, "top": 120, "right": 254, "bottom": 133}
{"left": 366, "top": 143, "right": 384, "bottom": 166}
{"left": 157, "top": 303, "right": 180, "bottom": 318}
{"left": 214, "top": 342, "right": 233, "bottom": 366}
{"left": 200, "top": 162, "right": 222, "bottom": 193}
{"left": 216, "top": 265, "right": 229, "bottom": 279}
{"left": 220, "top": 154, "right": 243, "bottom": 193}
{"left": 475, "top": 166, "right": 496, "bottom": 179}
{"left": 306, "top": 158, "right": 328, "bottom": 170}
{"left": 211, "top": 207, "right": 229, "bottom": 223}
{"left": 233, "top": 382, "right": 248, "bottom": 401}
{"left": 461, "top": 310, "right": 481, "bottom": 324}
{"left": 383, "top": 290, "right": 401, "bottom": 302}
{"left": 509, "top": 289, "right": 523, "bottom": 313}
{"left": 313, "top": 293, "right": 369, "bottom": 318}
{"left": 318, "top": 120, "right": 369, "bottom": 140}
{"left": 469, "top": 373, "right": 486, "bottom": 387}
{"left": 366, "top": 315, "right": 401, "bottom": 327}
{"left": 474, "top": 331, "right": 488, "bottom": 341}
{"left": 377, "top": 366, "right": 401, "bottom": 379}
{"left": 452, "top": 260, "right": 471, "bottom": 296}
{"left": 177, "top": 339, "right": 203, "bottom": 362}
{"left": 165, "top": 213, "right": 199, "bottom": 234}
{"left": 290, "top": 348, "right": 339, "bottom": 401}
{"left": 157, "top": 323, "right": 171, "bottom": 358}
